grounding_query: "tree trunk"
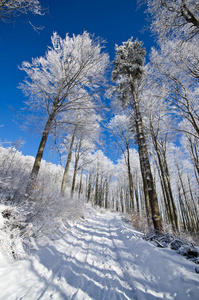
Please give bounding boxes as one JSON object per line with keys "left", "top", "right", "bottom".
{"left": 98, "top": 176, "right": 103, "bottom": 207}
{"left": 131, "top": 89, "right": 163, "bottom": 231}
{"left": 139, "top": 150, "right": 152, "bottom": 227}
{"left": 187, "top": 174, "right": 199, "bottom": 232}
{"left": 120, "top": 187, "right": 124, "bottom": 212}
{"left": 151, "top": 126, "right": 179, "bottom": 232}
{"left": 78, "top": 168, "right": 84, "bottom": 197}
{"left": 104, "top": 178, "right": 109, "bottom": 209}
{"left": 164, "top": 151, "right": 180, "bottom": 231}
{"left": 71, "top": 140, "right": 81, "bottom": 195}
{"left": 187, "top": 136, "right": 199, "bottom": 185}
{"left": 87, "top": 173, "right": 92, "bottom": 202}
{"left": 61, "top": 125, "right": 77, "bottom": 194}
{"left": 126, "top": 145, "right": 135, "bottom": 211}
{"left": 134, "top": 186, "right": 140, "bottom": 214}
{"left": 177, "top": 162, "right": 198, "bottom": 232}
{"left": 94, "top": 165, "right": 99, "bottom": 205}
{"left": 26, "top": 103, "right": 57, "bottom": 195}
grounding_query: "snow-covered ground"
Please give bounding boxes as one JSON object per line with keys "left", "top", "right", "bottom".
{"left": 0, "top": 209, "right": 199, "bottom": 300}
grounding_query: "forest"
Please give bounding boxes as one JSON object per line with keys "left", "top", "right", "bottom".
{"left": 0, "top": 0, "right": 199, "bottom": 246}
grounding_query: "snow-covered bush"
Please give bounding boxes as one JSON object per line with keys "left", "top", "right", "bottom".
{"left": 22, "top": 183, "right": 85, "bottom": 237}
{"left": 0, "top": 146, "right": 86, "bottom": 251}
{"left": 0, "top": 204, "right": 27, "bottom": 261}
{"left": 0, "top": 146, "right": 33, "bottom": 202}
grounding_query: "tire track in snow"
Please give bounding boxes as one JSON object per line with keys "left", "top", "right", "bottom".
{"left": 35, "top": 213, "right": 137, "bottom": 300}
{"left": 108, "top": 216, "right": 163, "bottom": 300}
{"left": 35, "top": 232, "right": 87, "bottom": 299}
{"left": 36, "top": 223, "right": 96, "bottom": 299}
{"left": 1, "top": 212, "right": 140, "bottom": 300}
{"left": 72, "top": 214, "right": 136, "bottom": 300}
{"left": 108, "top": 216, "right": 139, "bottom": 300}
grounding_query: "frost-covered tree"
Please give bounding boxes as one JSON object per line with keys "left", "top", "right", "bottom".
{"left": 19, "top": 31, "right": 109, "bottom": 194}
{"left": 170, "top": 144, "right": 199, "bottom": 233}
{"left": 70, "top": 112, "right": 101, "bottom": 195}
{"left": 139, "top": 0, "right": 199, "bottom": 41}
{"left": 84, "top": 150, "right": 114, "bottom": 208}
{"left": 141, "top": 81, "right": 181, "bottom": 231}
{"left": 108, "top": 114, "right": 135, "bottom": 211}
{"left": 180, "top": 120, "right": 199, "bottom": 184}
{"left": 0, "top": 0, "right": 44, "bottom": 27}
{"left": 112, "top": 38, "right": 163, "bottom": 231}
{"left": 54, "top": 105, "right": 101, "bottom": 194}
{"left": 113, "top": 148, "right": 143, "bottom": 214}
{"left": 149, "top": 39, "right": 199, "bottom": 138}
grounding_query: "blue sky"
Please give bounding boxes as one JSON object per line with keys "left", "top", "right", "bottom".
{"left": 0, "top": 0, "right": 154, "bottom": 164}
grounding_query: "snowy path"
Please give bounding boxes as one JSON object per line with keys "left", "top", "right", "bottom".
{"left": 0, "top": 210, "right": 199, "bottom": 299}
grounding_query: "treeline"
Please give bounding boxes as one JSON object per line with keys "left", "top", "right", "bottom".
{"left": 0, "top": 0, "right": 198, "bottom": 234}
{"left": 0, "top": 131, "right": 198, "bottom": 235}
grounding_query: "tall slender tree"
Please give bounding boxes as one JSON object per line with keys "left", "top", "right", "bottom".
{"left": 112, "top": 38, "right": 163, "bottom": 231}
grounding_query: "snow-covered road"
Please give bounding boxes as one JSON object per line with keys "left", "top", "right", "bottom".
{"left": 0, "top": 210, "right": 199, "bottom": 299}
